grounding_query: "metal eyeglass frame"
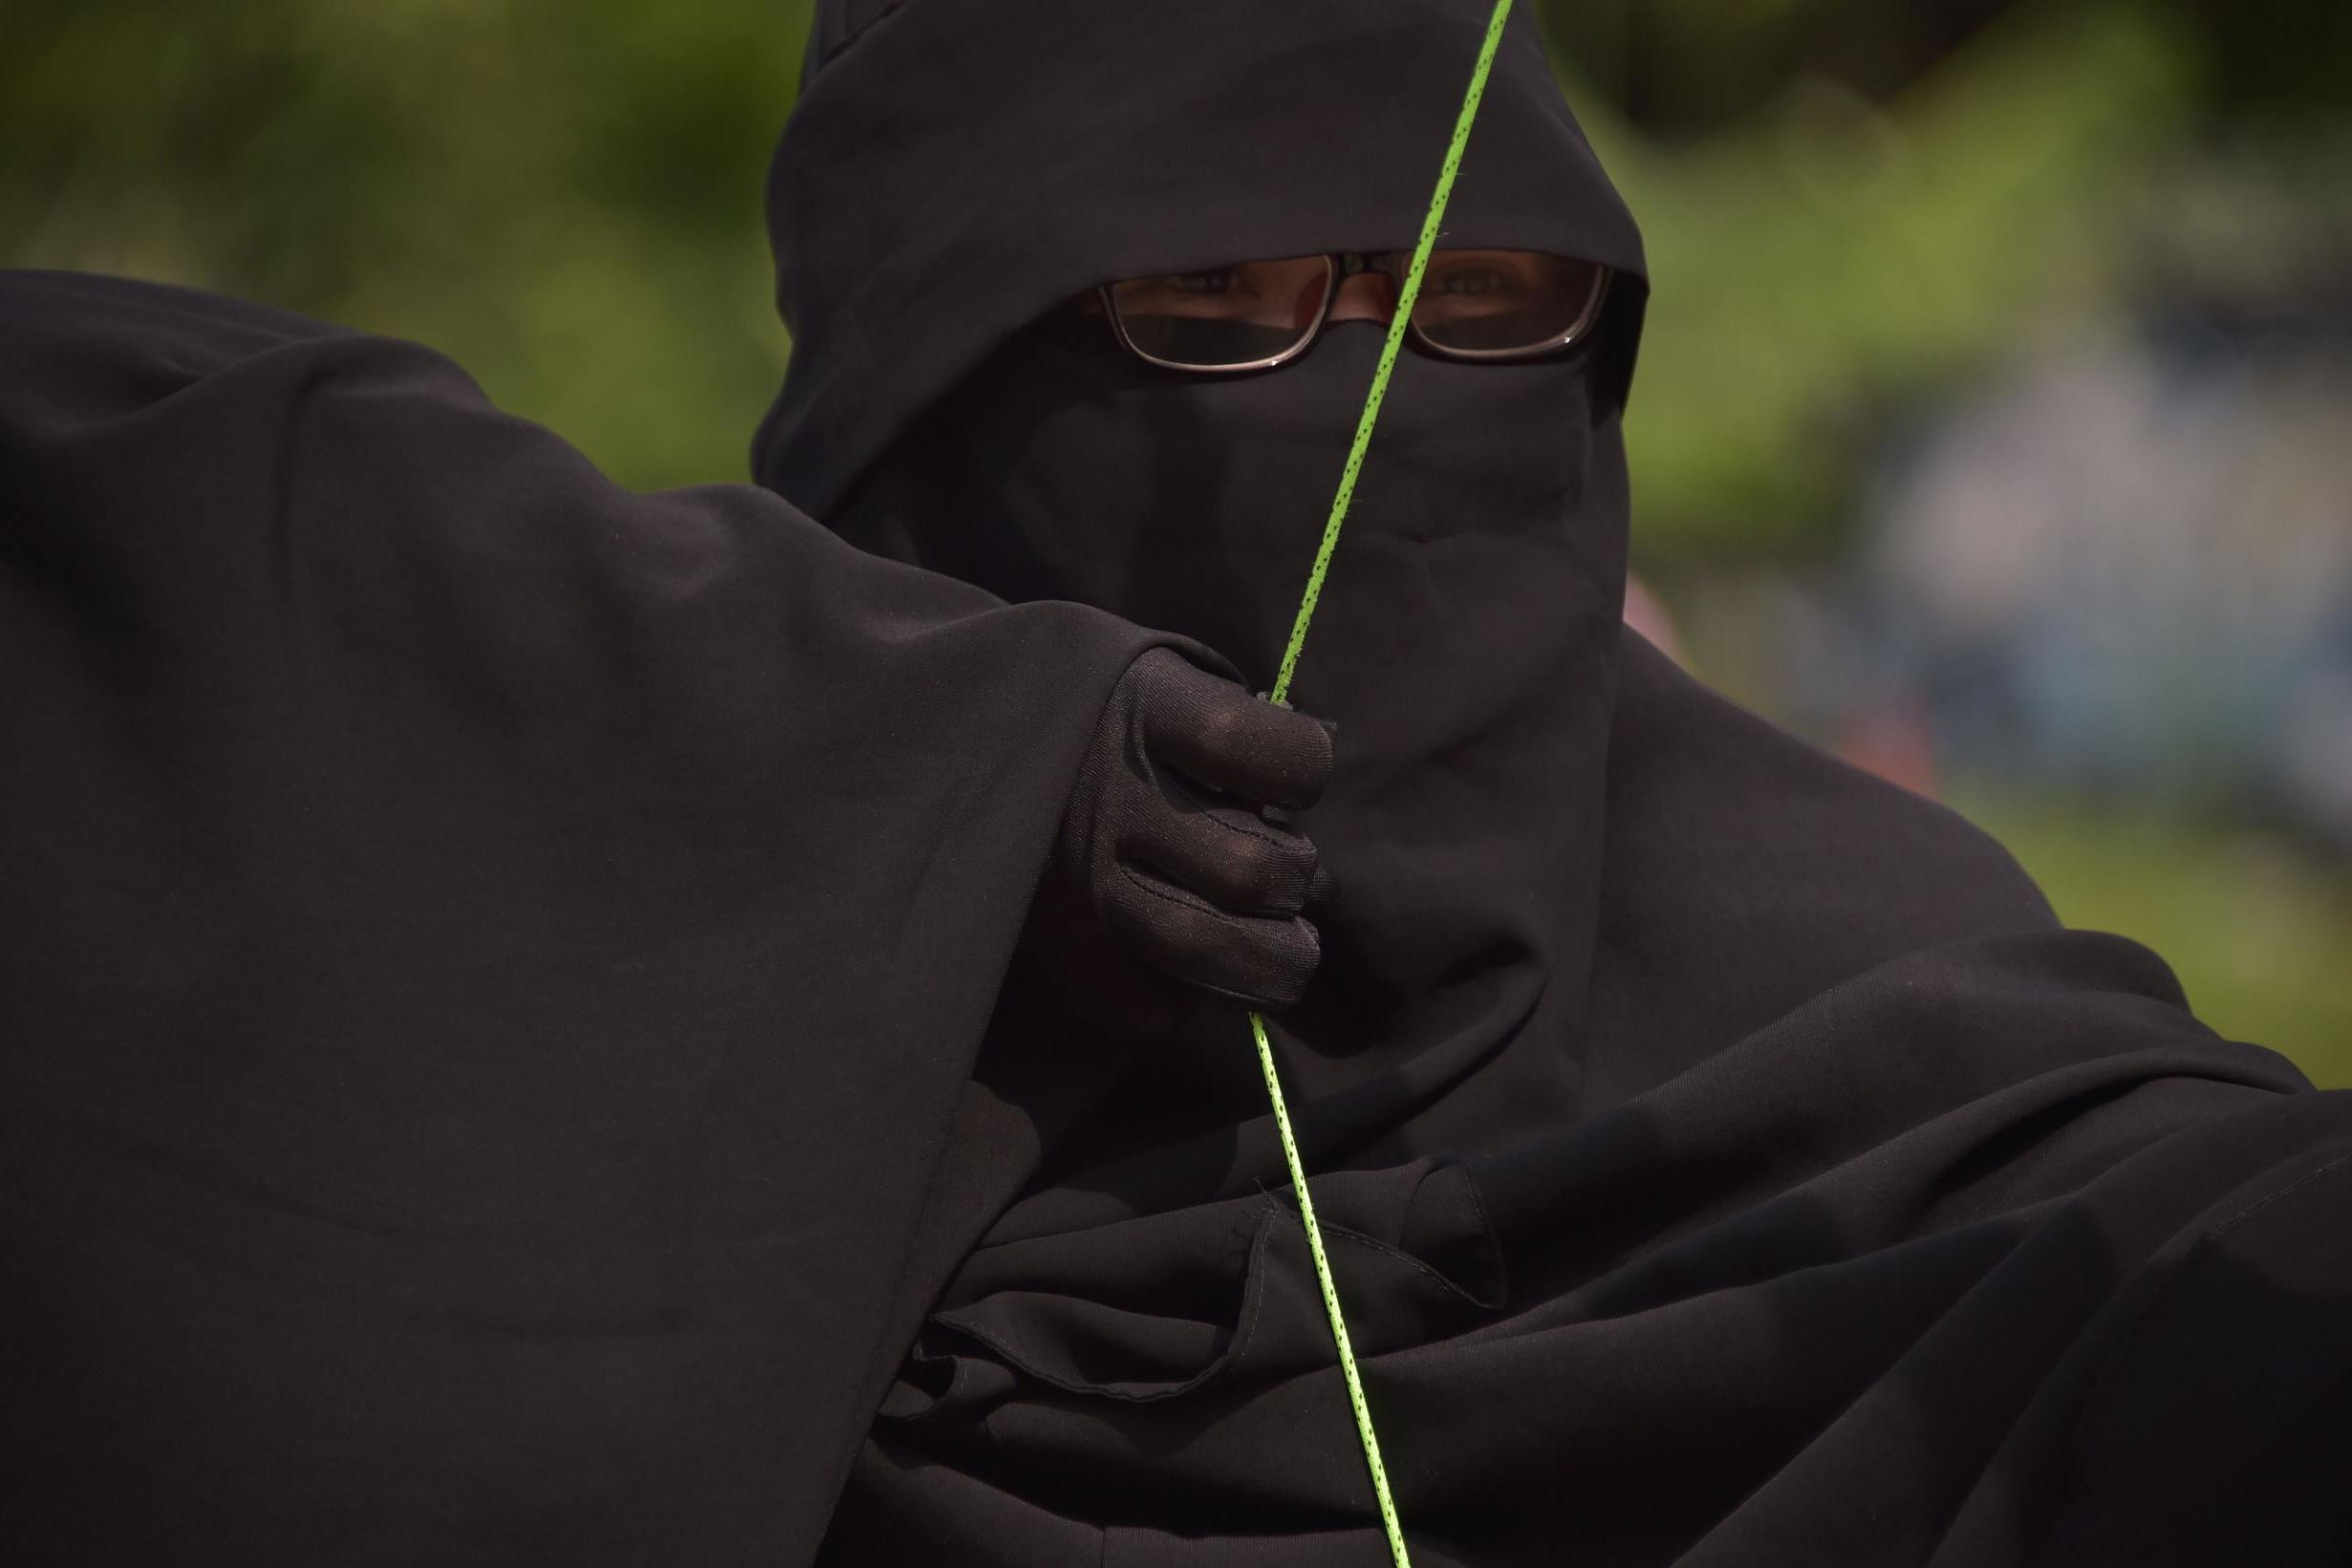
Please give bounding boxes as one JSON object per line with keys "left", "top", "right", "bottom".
{"left": 1097, "top": 250, "right": 1611, "bottom": 376}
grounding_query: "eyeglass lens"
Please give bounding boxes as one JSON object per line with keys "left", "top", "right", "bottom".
{"left": 1108, "top": 251, "right": 1605, "bottom": 370}
{"left": 1108, "top": 258, "right": 1335, "bottom": 369}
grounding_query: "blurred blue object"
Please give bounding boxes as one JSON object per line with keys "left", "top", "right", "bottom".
{"left": 1851, "top": 222, "right": 2352, "bottom": 849}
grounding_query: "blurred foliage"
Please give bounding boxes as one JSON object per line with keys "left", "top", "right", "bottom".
{"left": 1575, "top": 5, "right": 2192, "bottom": 559}
{"left": 4, "top": 0, "right": 2345, "bottom": 1082}
{"left": 1959, "top": 786, "right": 2352, "bottom": 1087}
{"left": 1541, "top": 0, "right": 2351, "bottom": 562}
{"left": 4, "top": 0, "right": 811, "bottom": 490}
{"left": 1534, "top": 0, "right": 2352, "bottom": 136}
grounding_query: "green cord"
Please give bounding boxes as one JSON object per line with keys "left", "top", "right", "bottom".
{"left": 1248, "top": 5, "right": 1515, "bottom": 1565}
{"left": 1247, "top": 1011, "right": 1413, "bottom": 1565}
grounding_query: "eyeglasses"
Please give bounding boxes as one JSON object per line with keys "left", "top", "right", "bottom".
{"left": 1096, "top": 250, "right": 1610, "bottom": 375}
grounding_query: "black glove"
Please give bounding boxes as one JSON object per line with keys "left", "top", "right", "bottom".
{"left": 1029, "top": 646, "right": 1334, "bottom": 1020}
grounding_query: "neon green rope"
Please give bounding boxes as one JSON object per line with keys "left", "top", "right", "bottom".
{"left": 1246, "top": 1011, "right": 1412, "bottom": 1563}
{"left": 1247, "top": 5, "right": 1515, "bottom": 1565}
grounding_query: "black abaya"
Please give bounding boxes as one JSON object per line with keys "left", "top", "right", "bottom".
{"left": 2, "top": 1, "right": 2346, "bottom": 1563}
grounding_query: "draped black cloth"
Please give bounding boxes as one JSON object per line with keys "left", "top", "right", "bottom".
{"left": 1, "top": 1, "right": 2347, "bottom": 1565}
{"left": 0, "top": 272, "right": 1170, "bottom": 1563}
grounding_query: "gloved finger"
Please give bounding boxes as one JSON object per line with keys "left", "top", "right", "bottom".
{"left": 1306, "top": 856, "right": 1338, "bottom": 911}
{"left": 1129, "top": 649, "right": 1334, "bottom": 811}
{"left": 1119, "top": 791, "right": 1320, "bottom": 917}
{"left": 1102, "top": 864, "right": 1323, "bottom": 1010}
{"left": 1263, "top": 805, "right": 1339, "bottom": 910}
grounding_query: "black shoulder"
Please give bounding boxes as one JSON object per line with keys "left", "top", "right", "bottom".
{"left": 1585, "top": 632, "right": 2064, "bottom": 1097}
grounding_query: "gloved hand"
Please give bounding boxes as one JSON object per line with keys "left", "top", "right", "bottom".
{"left": 1026, "top": 647, "right": 1334, "bottom": 1021}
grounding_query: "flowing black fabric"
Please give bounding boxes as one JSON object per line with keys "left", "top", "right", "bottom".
{"left": 0, "top": 270, "right": 1177, "bottom": 1564}
{"left": 756, "top": 2, "right": 2352, "bottom": 1564}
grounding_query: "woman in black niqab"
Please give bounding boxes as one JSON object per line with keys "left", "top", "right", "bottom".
{"left": 0, "top": 1, "right": 2345, "bottom": 1564}
{"left": 765, "top": 2, "right": 2352, "bottom": 1564}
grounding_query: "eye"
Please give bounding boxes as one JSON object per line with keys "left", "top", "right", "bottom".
{"left": 1167, "top": 269, "right": 1239, "bottom": 296}
{"left": 1434, "top": 268, "right": 1510, "bottom": 297}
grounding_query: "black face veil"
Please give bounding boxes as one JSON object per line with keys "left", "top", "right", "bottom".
{"left": 765, "top": 5, "right": 2352, "bottom": 1566}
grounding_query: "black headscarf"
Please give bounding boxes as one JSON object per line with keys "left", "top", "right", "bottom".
{"left": 759, "top": 3, "right": 2352, "bottom": 1564}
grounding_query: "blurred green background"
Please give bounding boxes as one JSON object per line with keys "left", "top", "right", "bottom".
{"left": 8, "top": 0, "right": 2348, "bottom": 1083}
